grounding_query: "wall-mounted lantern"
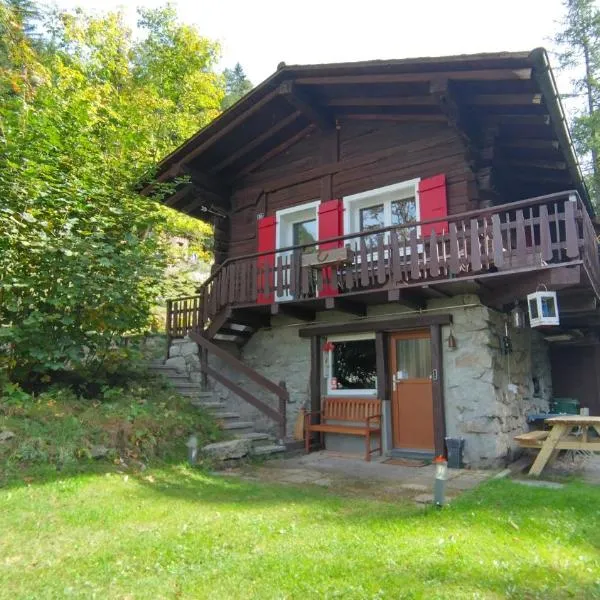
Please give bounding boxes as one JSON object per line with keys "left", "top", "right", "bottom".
{"left": 511, "top": 302, "right": 527, "bottom": 329}
{"left": 527, "top": 287, "right": 559, "bottom": 328}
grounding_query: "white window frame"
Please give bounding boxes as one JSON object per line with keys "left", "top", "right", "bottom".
{"left": 343, "top": 178, "right": 421, "bottom": 250}
{"left": 325, "top": 332, "right": 377, "bottom": 397}
{"left": 275, "top": 200, "right": 320, "bottom": 301}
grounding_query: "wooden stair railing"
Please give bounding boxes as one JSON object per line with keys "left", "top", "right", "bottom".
{"left": 188, "top": 330, "right": 288, "bottom": 440}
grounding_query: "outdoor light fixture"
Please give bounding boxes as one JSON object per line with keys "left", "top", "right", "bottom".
{"left": 186, "top": 434, "right": 198, "bottom": 466}
{"left": 511, "top": 301, "right": 526, "bottom": 329}
{"left": 433, "top": 455, "right": 448, "bottom": 507}
{"left": 447, "top": 329, "right": 457, "bottom": 350}
{"left": 527, "top": 286, "right": 559, "bottom": 328}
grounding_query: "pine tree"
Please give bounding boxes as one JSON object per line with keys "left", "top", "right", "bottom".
{"left": 221, "top": 62, "right": 253, "bottom": 109}
{"left": 554, "top": 0, "right": 600, "bottom": 198}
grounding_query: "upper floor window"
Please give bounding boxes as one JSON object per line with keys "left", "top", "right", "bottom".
{"left": 344, "top": 179, "right": 420, "bottom": 246}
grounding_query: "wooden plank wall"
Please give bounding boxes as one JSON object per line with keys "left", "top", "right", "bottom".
{"left": 226, "top": 120, "right": 477, "bottom": 259}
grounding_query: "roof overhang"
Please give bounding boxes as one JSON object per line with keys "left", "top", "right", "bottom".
{"left": 144, "top": 49, "right": 592, "bottom": 217}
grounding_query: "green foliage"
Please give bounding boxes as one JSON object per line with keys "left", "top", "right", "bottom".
{"left": 554, "top": 0, "right": 600, "bottom": 199}
{"left": 0, "top": 375, "right": 222, "bottom": 481}
{"left": 221, "top": 62, "right": 253, "bottom": 109}
{"left": 0, "top": 2, "right": 237, "bottom": 381}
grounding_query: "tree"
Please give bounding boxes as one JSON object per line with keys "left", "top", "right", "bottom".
{"left": 0, "top": 2, "right": 223, "bottom": 383}
{"left": 221, "top": 62, "right": 253, "bottom": 109}
{"left": 554, "top": 0, "right": 600, "bottom": 198}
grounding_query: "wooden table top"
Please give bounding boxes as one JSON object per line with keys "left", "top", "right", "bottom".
{"left": 545, "top": 415, "right": 600, "bottom": 425}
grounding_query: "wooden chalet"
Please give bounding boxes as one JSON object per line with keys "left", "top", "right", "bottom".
{"left": 145, "top": 49, "right": 600, "bottom": 466}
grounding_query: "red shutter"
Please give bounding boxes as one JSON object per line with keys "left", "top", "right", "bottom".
{"left": 256, "top": 215, "right": 276, "bottom": 304}
{"left": 419, "top": 175, "right": 448, "bottom": 236}
{"left": 318, "top": 199, "right": 344, "bottom": 297}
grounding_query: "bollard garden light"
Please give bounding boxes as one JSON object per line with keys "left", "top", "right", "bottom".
{"left": 433, "top": 455, "right": 448, "bottom": 507}
{"left": 186, "top": 434, "right": 198, "bottom": 466}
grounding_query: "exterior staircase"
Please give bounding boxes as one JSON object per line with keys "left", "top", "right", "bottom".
{"left": 148, "top": 361, "right": 286, "bottom": 458}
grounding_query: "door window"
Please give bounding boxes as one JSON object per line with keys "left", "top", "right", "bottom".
{"left": 395, "top": 337, "right": 431, "bottom": 380}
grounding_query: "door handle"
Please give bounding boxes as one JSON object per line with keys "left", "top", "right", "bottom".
{"left": 430, "top": 369, "right": 438, "bottom": 381}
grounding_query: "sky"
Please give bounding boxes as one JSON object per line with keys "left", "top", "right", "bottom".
{"left": 53, "top": 0, "right": 576, "bottom": 90}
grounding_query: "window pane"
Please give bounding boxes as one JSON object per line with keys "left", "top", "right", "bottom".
{"left": 395, "top": 337, "right": 431, "bottom": 379}
{"left": 359, "top": 204, "right": 384, "bottom": 248}
{"left": 331, "top": 339, "right": 377, "bottom": 391}
{"left": 391, "top": 197, "right": 417, "bottom": 242}
{"left": 292, "top": 219, "right": 317, "bottom": 253}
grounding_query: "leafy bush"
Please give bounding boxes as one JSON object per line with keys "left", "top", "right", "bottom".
{"left": 0, "top": 374, "right": 223, "bottom": 484}
{"left": 0, "top": 3, "right": 220, "bottom": 383}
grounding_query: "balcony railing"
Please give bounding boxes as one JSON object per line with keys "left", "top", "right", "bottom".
{"left": 167, "top": 190, "right": 600, "bottom": 339}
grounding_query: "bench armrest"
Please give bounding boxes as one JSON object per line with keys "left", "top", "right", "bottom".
{"left": 365, "top": 414, "right": 381, "bottom": 426}
{"left": 304, "top": 410, "right": 322, "bottom": 426}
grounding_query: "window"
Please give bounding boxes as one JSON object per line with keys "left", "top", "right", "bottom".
{"left": 344, "top": 179, "right": 420, "bottom": 248}
{"left": 326, "top": 333, "right": 377, "bottom": 395}
{"left": 275, "top": 201, "right": 320, "bottom": 301}
{"left": 292, "top": 218, "right": 317, "bottom": 254}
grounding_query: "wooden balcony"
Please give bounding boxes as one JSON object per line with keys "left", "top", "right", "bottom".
{"left": 167, "top": 191, "right": 600, "bottom": 339}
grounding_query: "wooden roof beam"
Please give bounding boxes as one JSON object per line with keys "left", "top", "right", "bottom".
{"left": 235, "top": 124, "right": 315, "bottom": 180}
{"left": 294, "top": 67, "right": 532, "bottom": 85}
{"left": 278, "top": 81, "right": 334, "bottom": 131}
{"left": 500, "top": 138, "right": 560, "bottom": 151}
{"left": 163, "top": 183, "right": 195, "bottom": 208}
{"left": 469, "top": 93, "right": 542, "bottom": 106}
{"left": 507, "top": 159, "right": 567, "bottom": 170}
{"left": 338, "top": 114, "right": 446, "bottom": 122}
{"left": 326, "top": 96, "right": 435, "bottom": 107}
{"left": 430, "top": 79, "right": 477, "bottom": 161}
{"left": 210, "top": 110, "right": 303, "bottom": 173}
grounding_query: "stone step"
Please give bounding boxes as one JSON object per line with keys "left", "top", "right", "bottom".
{"left": 170, "top": 381, "right": 203, "bottom": 390}
{"left": 212, "top": 411, "right": 241, "bottom": 420}
{"left": 175, "top": 388, "right": 206, "bottom": 398}
{"left": 192, "top": 401, "right": 225, "bottom": 411}
{"left": 220, "top": 421, "right": 254, "bottom": 431}
{"left": 155, "top": 372, "right": 190, "bottom": 380}
{"left": 235, "top": 432, "right": 272, "bottom": 443}
{"left": 251, "top": 444, "right": 286, "bottom": 456}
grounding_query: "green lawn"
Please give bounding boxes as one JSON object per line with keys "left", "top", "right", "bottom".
{"left": 0, "top": 466, "right": 599, "bottom": 599}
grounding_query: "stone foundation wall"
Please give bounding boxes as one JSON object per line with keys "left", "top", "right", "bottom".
{"left": 166, "top": 294, "right": 552, "bottom": 467}
{"left": 441, "top": 297, "right": 551, "bottom": 468}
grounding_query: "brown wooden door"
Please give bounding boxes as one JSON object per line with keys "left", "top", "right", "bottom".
{"left": 389, "top": 330, "right": 435, "bottom": 451}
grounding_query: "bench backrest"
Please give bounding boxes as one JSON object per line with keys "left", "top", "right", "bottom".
{"left": 322, "top": 397, "right": 381, "bottom": 422}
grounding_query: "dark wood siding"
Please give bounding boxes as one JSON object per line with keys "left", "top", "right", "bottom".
{"left": 551, "top": 345, "right": 600, "bottom": 416}
{"left": 227, "top": 120, "right": 476, "bottom": 259}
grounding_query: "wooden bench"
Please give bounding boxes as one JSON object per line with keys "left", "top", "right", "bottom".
{"left": 514, "top": 430, "right": 549, "bottom": 448}
{"left": 304, "top": 397, "right": 382, "bottom": 461}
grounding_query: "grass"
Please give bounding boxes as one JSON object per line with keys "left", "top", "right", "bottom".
{"left": 0, "top": 466, "right": 599, "bottom": 599}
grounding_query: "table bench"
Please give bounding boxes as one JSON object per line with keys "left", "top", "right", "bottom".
{"left": 515, "top": 416, "right": 600, "bottom": 476}
{"left": 304, "top": 397, "right": 382, "bottom": 462}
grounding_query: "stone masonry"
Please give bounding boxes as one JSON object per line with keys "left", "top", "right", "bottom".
{"left": 167, "top": 294, "right": 552, "bottom": 467}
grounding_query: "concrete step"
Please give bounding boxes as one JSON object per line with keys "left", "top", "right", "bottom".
{"left": 220, "top": 421, "right": 254, "bottom": 431}
{"left": 170, "top": 381, "right": 203, "bottom": 390}
{"left": 251, "top": 444, "right": 286, "bottom": 456}
{"left": 212, "top": 411, "right": 241, "bottom": 420}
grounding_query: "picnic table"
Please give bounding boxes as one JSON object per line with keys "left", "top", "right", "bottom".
{"left": 514, "top": 415, "right": 600, "bottom": 476}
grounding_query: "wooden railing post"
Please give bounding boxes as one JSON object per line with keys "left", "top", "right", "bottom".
{"left": 278, "top": 380, "right": 287, "bottom": 442}
{"left": 165, "top": 299, "right": 173, "bottom": 362}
